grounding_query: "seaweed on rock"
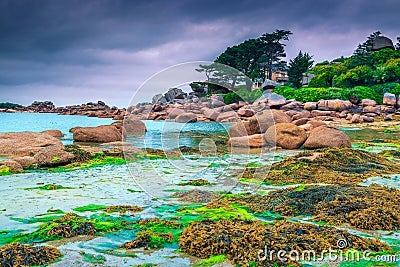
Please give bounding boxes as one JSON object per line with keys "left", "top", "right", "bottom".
{"left": 179, "top": 219, "right": 391, "bottom": 266}
{"left": 0, "top": 242, "right": 62, "bottom": 266}
{"left": 121, "top": 230, "right": 174, "bottom": 249}
{"left": 172, "top": 189, "right": 220, "bottom": 203}
{"left": 262, "top": 148, "right": 400, "bottom": 185}
{"left": 206, "top": 184, "right": 400, "bottom": 230}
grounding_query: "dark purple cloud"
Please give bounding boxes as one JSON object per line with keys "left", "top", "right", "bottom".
{"left": 0, "top": 0, "right": 399, "bottom": 106}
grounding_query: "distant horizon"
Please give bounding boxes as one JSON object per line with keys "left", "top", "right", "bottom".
{"left": 1, "top": 0, "right": 399, "bottom": 107}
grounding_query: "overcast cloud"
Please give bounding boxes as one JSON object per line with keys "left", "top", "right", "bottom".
{"left": 0, "top": 0, "right": 399, "bottom": 107}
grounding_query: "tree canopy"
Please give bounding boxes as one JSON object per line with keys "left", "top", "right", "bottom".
{"left": 309, "top": 32, "right": 400, "bottom": 88}
{"left": 287, "top": 51, "right": 314, "bottom": 88}
{"left": 215, "top": 30, "right": 292, "bottom": 83}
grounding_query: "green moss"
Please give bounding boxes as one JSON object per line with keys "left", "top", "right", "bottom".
{"left": 24, "top": 184, "right": 74, "bottom": 190}
{"left": 134, "top": 264, "right": 157, "bottom": 267}
{"left": 194, "top": 254, "right": 228, "bottom": 266}
{"left": 51, "top": 156, "right": 59, "bottom": 162}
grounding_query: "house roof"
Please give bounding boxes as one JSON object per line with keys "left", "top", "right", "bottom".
{"left": 262, "top": 79, "right": 281, "bottom": 88}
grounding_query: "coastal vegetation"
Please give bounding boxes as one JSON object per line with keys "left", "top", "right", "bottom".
{"left": 0, "top": 102, "right": 22, "bottom": 109}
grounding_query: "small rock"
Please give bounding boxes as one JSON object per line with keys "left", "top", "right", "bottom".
{"left": 361, "top": 99, "right": 377, "bottom": 107}
{"left": 304, "top": 102, "right": 317, "bottom": 110}
{"left": 34, "top": 145, "right": 74, "bottom": 167}
{"left": 350, "top": 114, "right": 363, "bottom": 123}
{"left": 360, "top": 115, "right": 374, "bottom": 122}
{"left": 167, "top": 108, "right": 186, "bottom": 119}
{"left": 41, "top": 130, "right": 65, "bottom": 138}
{"left": 202, "top": 108, "right": 220, "bottom": 121}
{"left": 175, "top": 113, "right": 197, "bottom": 123}
{"left": 292, "top": 110, "right": 311, "bottom": 120}
{"left": 228, "top": 134, "right": 267, "bottom": 148}
{"left": 123, "top": 118, "right": 147, "bottom": 135}
{"left": 215, "top": 111, "right": 238, "bottom": 122}
{"left": 362, "top": 105, "right": 381, "bottom": 114}
{"left": 13, "top": 156, "right": 37, "bottom": 169}
{"left": 383, "top": 93, "right": 396, "bottom": 106}
{"left": 237, "top": 109, "right": 254, "bottom": 117}
{"left": 384, "top": 115, "right": 393, "bottom": 121}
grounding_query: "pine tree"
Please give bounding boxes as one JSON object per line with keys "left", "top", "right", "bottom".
{"left": 287, "top": 51, "right": 314, "bottom": 89}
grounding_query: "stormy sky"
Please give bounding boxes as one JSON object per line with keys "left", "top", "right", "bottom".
{"left": 0, "top": 0, "right": 399, "bottom": 107}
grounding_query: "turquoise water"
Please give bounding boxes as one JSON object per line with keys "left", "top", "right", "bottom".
{"left": 0, "top": 113, "right": 231, "bottom": 149}
{"left": 128, "top": 120, "right": 231, "bottom": 150}
{"left": 0, "top": 112, "right": 114, "bottom": 144}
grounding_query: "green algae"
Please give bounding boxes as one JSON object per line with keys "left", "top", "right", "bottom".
{"left": 10, "top": 214, "right": 65, "bottom": 224}
{"left": 79, "top": 251, "right": 106, "bottom": 264}
{"left": 122, "top": 230, "right": 175, "bottom": 249}
{"left": 178, "top": 204, "right": 254, "bottom": 221}
{"left": 46, "top": 156, "right": 127, "bottom": 173}
{"left": 0, "top": 167, "right": 12, "bottom": 176}
{"left": 238, "top": 177, "right": 263, "bottom": 184}
{"left": 178, "top": 179, "right": 211, "bottom": 186}
{"left": 24, "top": 184, "right": 75, "bottom": 190}
{"left": 127, "top": 188, "right": 144, "bottom": 193}
{"left": 194, "top": 254, "right": 228, "bottom": 266}
{"left": 73, "top": 204, "right": 108, "bottom": 212}
{"left": 9, "top": 213, "right": 129, "bottom": 244}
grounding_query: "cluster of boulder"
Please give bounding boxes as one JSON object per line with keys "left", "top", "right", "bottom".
{"left": 0, "top": 100, "right": 126, "bottom": 121}
{"left": 0, "top": 119, "right": 148, "bottom": 173}
{"left": 126, "top": 90, "right": 400, "bottom": 126}
{"left": 227, "top": 109, "right": 351, "bottom": 150}
{"left": 0, "top": 131, "right": 75, "bottom": 172}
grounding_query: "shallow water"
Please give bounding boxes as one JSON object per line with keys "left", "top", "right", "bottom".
{"left": 1, "top": 114, "right": 400, "bottom": 266}
{"left": 0, "top": 113, "right": 231, "bottom": 149}
{"left": 340, "top": 127, "right": 400, "bottom": 143}
{"left": 0, "top": 113, "right": 114, "bottom": 145}
{"left": 126, "top": 120, "right": 232, "bottom": 150}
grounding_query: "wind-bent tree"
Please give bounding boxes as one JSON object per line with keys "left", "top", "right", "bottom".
{"left": 215, "top": 30, "right": 292, "bottom": 86}
{"left": 258, "top": 30, "right": 292, "bottom": 80}
{"left": 287, "top": 51, "right": 314, "bottom": 88}
{"left": 351, "top": 31, "right": 382, "bottom": 68}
